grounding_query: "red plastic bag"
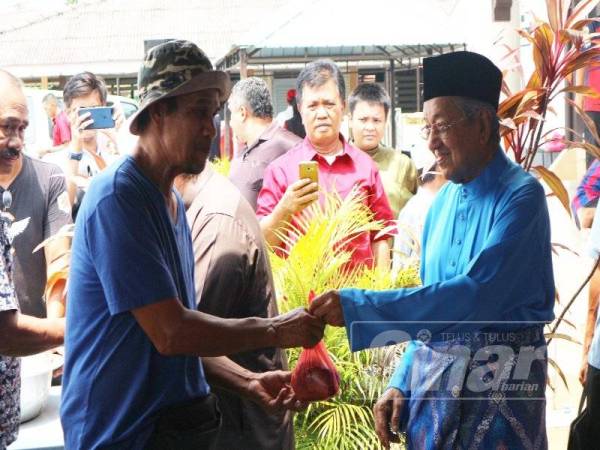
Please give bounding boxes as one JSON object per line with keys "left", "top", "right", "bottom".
{"left": 291, "top": 291, "right": 340, "bottom": 401}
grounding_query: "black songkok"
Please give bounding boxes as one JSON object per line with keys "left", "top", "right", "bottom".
{"left": 423, "top": 51, "right": 502, "bottom": 110}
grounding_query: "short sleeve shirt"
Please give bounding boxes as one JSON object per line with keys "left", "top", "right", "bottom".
{"left": 3, "top": 155, "right": 72, "bottom": 318}
{"left": 61, "top": 156, "right": 209, "bottom": 450}
{"left": 0, "top": 213, "right": 20, "bottom": 449}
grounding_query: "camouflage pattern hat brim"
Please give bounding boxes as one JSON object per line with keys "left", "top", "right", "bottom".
{"left": 129, "top": 39, "right": 231, "bottom": 135}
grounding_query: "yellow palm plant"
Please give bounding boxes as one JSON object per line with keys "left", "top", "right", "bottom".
{"left": 270, "top": 188, "right": 419, "bottom": 449}
{"left": 271, "top": 185, "right": 384, "bottom": 311}
{"left": 210, "top": 157, "right": 231, "bottom": 177}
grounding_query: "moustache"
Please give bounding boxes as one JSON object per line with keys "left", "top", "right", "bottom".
{"left": 0, "top": 148, "right": 21, "bottom": 158}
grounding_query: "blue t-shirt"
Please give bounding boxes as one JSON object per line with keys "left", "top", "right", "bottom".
{"left": 61, "top": 157, "right": 210, "bottom": 450}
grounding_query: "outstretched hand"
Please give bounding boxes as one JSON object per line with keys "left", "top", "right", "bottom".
{"left": 309, "top": 290, "right": 345, "bottom": 327}
{"left": 271, "top": 307, "right": 324, "bottom": 349}
{"left": 248, "top": 370, "right": 308, "bottom": 413}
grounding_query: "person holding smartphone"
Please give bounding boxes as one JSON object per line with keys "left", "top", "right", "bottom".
{"left": 63, "top": 72, "right": 124, "bottom": 210}
{"left": 256, "top": 59, "right": 394, "bottom": 270}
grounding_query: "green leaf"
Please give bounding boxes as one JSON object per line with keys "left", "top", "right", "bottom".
{"left": 273, "top": 187, "right": 416, "bottom": 447}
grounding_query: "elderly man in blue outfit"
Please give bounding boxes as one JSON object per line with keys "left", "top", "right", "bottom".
{"left": 311, "top": 51, "right": 555, "bottom": 450}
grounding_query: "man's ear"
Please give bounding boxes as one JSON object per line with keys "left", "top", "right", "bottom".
{"left": 148, "top": 102, "right": 167, "bottom": 128}
{"left": 479, "top": 110, "right": 493, "bottom": 145}
{"left": 239, "top": 105, "right": 249, "bottom": 122}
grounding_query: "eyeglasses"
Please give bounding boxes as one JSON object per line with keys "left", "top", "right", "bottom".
{"left": 420, "top": 117, "right": 467, "bottom": 140}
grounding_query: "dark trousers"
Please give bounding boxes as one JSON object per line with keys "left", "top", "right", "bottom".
{"left": 144, "top": 394, "right": 221, "bottom": 450}
{"left": 584, "top": 365, "right": 600, "bottom": 442}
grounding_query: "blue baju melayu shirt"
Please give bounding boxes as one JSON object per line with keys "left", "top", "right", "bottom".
{"left": 339, "top": 149, "right": 555, "bottom": 449}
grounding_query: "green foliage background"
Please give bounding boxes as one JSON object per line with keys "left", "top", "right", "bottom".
{"left": 269, "top": 188, "right": 419, "bottom": 449}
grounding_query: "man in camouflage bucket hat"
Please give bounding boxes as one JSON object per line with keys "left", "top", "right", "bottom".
{"left": 61, "top": 39, "right": 325, "bottom": 450}
{"left": 129, "top": 39, "right": 230, "bottom": 134}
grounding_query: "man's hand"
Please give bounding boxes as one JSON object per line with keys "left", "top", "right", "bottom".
{"left": 309, "top": 290, "right": 345, "bottom": 327}
{"left": 68, "top": 108, "right": 94, "bottom": 151}
{"left": 247, "top": 370, "right": 308, "bottom": 413}
{"left": 278, "top": 178, "right": 318, "bottom": 217}
{"left": 112, "top": 103, "right": 125, "bottom": 131}
{"left": 373, "top": 388, "right": 404, "bottom": 450}
{"left": 270, "top": 307, "right": 324, "bottom": 348}
{"left": 580, "top": 354, "right": 589, "bottom": 386}
{"left": 260, "top": 178, "right": 318, "bottom": 247}
{"left": 99, "top": 105, "right": 125, "bottom": 154}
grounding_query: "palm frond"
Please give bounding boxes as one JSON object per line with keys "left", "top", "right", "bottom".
{"left": 270, "top": 187, "right": 419, "bottom": 447}
{"left": 32, "top": 224, "right": 75, "bottom": 253}
{"left": 210, "top": 157, "right": 231, "bottom": 177}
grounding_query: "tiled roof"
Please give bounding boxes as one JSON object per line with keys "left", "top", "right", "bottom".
{"left": 0, "top": 0, "right": 72, "bottom": 34}
{"left": 0, "top": 0, "right": 288, "bottom": 77}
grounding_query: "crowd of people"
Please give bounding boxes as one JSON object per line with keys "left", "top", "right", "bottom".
{"left": 1, "top": 35, "right": 595, "bottom": 450}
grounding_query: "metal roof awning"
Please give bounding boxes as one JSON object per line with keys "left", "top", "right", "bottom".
{"left": 217, "top": 43, "right": 465, "bottom": 71}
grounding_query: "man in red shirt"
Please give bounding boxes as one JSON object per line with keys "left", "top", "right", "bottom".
{"left": 256, "top": 59, "right": 393, "bottom": 269}
{"left": 42, "top": 93, "right": 71, "bottom": 146}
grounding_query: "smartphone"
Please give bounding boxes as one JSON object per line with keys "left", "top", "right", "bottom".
{"left": 78, "top": 106, "right": 115, "bottom": 130}
{"left": 299, "top": 161, "right": 319, "bottom": 185}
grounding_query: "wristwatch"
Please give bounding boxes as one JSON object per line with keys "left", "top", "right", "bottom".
{"left": 69, "top": 151, "right": 83, "bottom": 161}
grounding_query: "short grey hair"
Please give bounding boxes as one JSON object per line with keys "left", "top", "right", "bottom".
{"left": 296, "top": 59, "right": 345, "bottom": 106}
{"left": 453, "top": 97, "right": 500, "bottom": 145}
{"left": 230, "top": 77, "right": 273, "bottom": 119}
{"left": 42, "top": 93, "right": 58, "bottom": 105}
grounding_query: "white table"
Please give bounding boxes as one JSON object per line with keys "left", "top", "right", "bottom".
{"left": 9, "top": 386, "right": 64, "bottom": 450}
